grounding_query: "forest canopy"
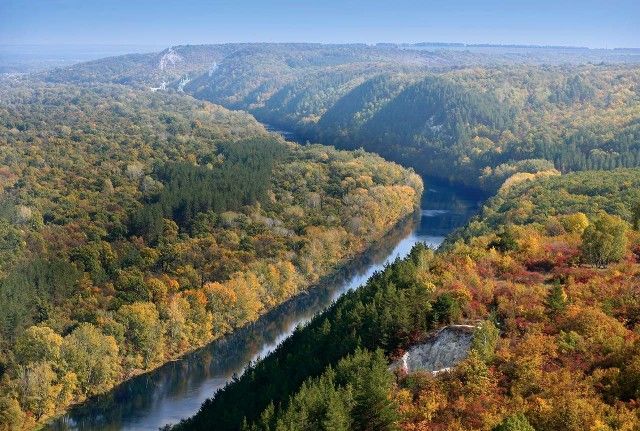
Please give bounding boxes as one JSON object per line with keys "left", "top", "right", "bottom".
{"left": 0, "top": 80, "right": 422, "bottom": 430}
{"left": 2, "top": 42, "right": 640, "bottom": 430}
{"left": 42, "top": 44, "right": 640, "bottom": 192}
{"left": 172, "top": 168, "right": 640, "bottom": 431}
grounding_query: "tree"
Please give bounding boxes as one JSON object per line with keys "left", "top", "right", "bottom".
{"left": 14, "top": 326, "right": 63, "bottom": 365}
{"left": 546, "top": 283, "right": 568, "bottom": 314}
{"left": 0, "top": 395, "right": 26, "bottom": 431}
{"left": 203, "top": 282, "right": 237, "bottom": 334}
{"left": 116, "top": 302, "right": 164, "bottom": 368}
{"left": 493, "top": 413, "right": 535, "bottom": 431}
{"left": 322, "top": 391, "right": 352, "bottom": 431}
{"left": 633, "top": 201, "right": 640, "bottom": 230}
{"left": 580, "top": 212, "right": 628, "bottom": 267}
{"left": 114, "top": 268, "right": 152, "bottom": 304}
{"left": 61, "top": 323, "right": 121, "bottom": 396}
{"left": 345, "top": 350, "right": 398, "bottom": 431}
{"left": 0, "top": 220, "right": 24, "bottom": 276}
{"left": 432, "top": 292, "right": 465, "bottom": 324}
{"left": 559, "top": 212, "right": 589, "bottom": 235}
{"left": 17, "top": 362, "right": 59, "bottom": 420}
{"left": 489, "top": 226, "right": 519, "bottom": 252}
{"left": 471, "top": 320, "right": 500, "bottom": 363}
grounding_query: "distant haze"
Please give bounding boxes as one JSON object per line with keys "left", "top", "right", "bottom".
{"left": 0, "top": 44, "right": 164, "bottom": 73}
{"left": 1, "top": 0, "right": 638, "bottom": 49}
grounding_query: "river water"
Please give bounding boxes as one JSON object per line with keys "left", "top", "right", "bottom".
{"left": 46, "top": 176, "right": 484, "bottom": 430}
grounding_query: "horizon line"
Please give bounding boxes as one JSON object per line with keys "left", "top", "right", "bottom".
{"left": 1, "top": 41, "right": 639, "bottom": 51}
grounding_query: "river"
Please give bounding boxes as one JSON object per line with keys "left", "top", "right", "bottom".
{"left": 46, "top": 164, "right": 484, "bottom": 431}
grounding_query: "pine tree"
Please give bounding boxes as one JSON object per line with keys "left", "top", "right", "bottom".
{"left": 633, "top": 202, "right": 640, "bottom": 230}
{"left": 322, "top": 391, "right": 352, "bottom": 431}
{"left": 493, "top": 413, "right": 535, "bottom": 431}
{"left": 546, "top": 283, "right": 568, "bottom": 314}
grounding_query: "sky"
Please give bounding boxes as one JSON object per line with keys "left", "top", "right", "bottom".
{"left": 1, "top": 0, "right": 639, "bottom": 49}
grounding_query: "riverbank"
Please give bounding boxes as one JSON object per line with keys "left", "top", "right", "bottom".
{"left": 44, "top": 210, "right": 419, "bottom": 430}
{"left": 0, "top": 86, "right": 423, "bottom": 431}
{"left": 45, "top": 180, "right": 483, "bottom": 430}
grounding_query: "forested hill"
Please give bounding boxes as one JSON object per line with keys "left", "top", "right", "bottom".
{"left": 41, "top": 44, "right": 640, "bottom": 192}
{"left": 5, "top": 43, "right": 640, "bottom": 429}
{"left": 171, "top": 168, "right": 640, "bottom": 431}
{"left": 0, "top": 79, "right": 422, "bottom": 430}
{"left": 41, "top": 43, "right": 640, "bottom": 89}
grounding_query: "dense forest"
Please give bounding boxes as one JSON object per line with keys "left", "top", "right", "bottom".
{"left": 172, "top": 168, "right": 640, "bottom": 431}
{"left": 0, "top": 80, "right": 422, "bottom": 430}
{"left": 2, "top": 43, "right": 640, "bottom": 430}
{"left": 42, "top": 44, "right": 640, "bottom": 192}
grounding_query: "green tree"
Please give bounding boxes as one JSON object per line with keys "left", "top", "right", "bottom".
{"left": 322, "top": 391, "right": 351, "bottom": 431}
{"left": 633, "top": 202, "right": 640, "bottom": 230}
{"left": 493, "top": 413, "right": 535, "bottom": 431}
{"left": 471, "top": 320, "right": 500, "bottom": 363}
{"left": 0, "top": 219, "right": 24, "bottom": 276}
{"left": 489, "top": 226, "right": 519, "bottom": 252}
{"left": 346, "top": 350, "right": 398, "bottom": 431}
{"left": 580, "top": 212, "right": 628, "bottom": 267}
{"left": 115, "top": 268, "right": 152, "bottom": 304}
{"left": 432, "top": 292, "right": 464, "bottom": 324}
{"left": 546, "top": 283, "right": 568, "bottom": 314}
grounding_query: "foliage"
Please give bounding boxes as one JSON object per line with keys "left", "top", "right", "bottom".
{"left": 493, "top": 413, "right": 535, "bottom": 431}
{"left": 171, "top": 244, "right": 438, "bottom": 431}
{"left": 174, "top": 169, "right": 640, "bottom": 431}
{"left": 580, "top": 212, "right": 629, "bottom": 267}
{"left": 0, "top": 80, "right": 421, "bottom": 428}
{"left": 4, "top": 43, "right": 640, "bottom": 429}
{"left": 40, "top": 44, "right": 640, "bottom": 192}
{"left": 450, "top": 168, "right": 640, "bottom": 245}
{"left": 245, "top": 349, "right": 398, "bottom": 431}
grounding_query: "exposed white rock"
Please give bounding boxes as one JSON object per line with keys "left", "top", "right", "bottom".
{"left": 158, "top": 48, "right": 184, "bottom": 71}
{"left": 391, "top": 325, "right": 477, "bottom": 374}
{"left": 14, "top": 205, "right": 33, "bottom": 224}
{"left": 208, "top": 62, "right": 219, "bottom": 76}
{"left": 149, "top": 81, "right": 167, "bottom": 92}
{"left": 177, "top": 76, "right": 191, "bottom": 92}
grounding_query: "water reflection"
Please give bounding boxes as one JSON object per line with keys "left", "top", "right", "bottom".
{"left": 46, "top": 181, "right": 483, "bottom": 431}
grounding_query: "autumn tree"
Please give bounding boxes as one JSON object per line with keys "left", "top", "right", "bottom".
{"left": 14, "top": 326, "right": 63, "bottom": 365}
{"left": 0, "top": 396, "right": 26, "bottom": 431}
{"left": 116, "top": 302, "right": 164, "bottom": 368}
{"left": 559, "top": 212, "right": 589, "bottom": 235}
{"left": 61, "top": 323, "right": 121, "bottom": 396}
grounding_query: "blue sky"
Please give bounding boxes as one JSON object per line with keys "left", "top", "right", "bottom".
{"left": 1, "top": 0, "right": 638, "bottom": 48}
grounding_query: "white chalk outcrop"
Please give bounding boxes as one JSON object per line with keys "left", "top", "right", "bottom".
{"left": 391, "top": 325, "right": 477, "bottom": 374}
{"left": 159, "top": 48, "right": 184, "bottom": 71}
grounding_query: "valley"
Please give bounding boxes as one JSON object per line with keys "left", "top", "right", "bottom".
{"left": 0, "top": 42, "right": 639, "bottom": 431}
{"left": 45, "top": 181, "right": 483, "bottom": 430}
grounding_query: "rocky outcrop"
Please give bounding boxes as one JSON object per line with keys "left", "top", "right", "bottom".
{"left": 391, "top": 325, "right": 477, "bottom": 374}
{"left": 159, "top": 48, "right": 184, "bottom": 71}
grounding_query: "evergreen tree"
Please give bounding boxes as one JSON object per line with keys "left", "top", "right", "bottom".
{"left": 546, "top": 283, "right": 568, "bottom": 314}
{"left": 493, "top": 413, "right": 535, "bottom": 431}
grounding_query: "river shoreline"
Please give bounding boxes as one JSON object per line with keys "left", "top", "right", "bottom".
{"left": 45, "top": 119, "right": 485, "bottom": 429}
{"left": 44, "top": 209, "right": 423, "bottom": 430}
